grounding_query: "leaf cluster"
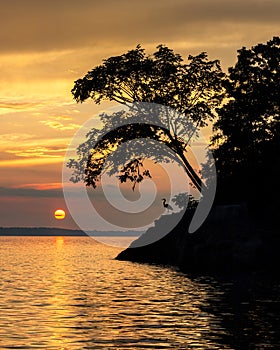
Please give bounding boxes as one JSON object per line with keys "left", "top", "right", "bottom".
{"left": 172, "top": 192, "right": 199, "bottom": 210}
{"left": 72, "top": 45, "right": 225, "bottom": 127}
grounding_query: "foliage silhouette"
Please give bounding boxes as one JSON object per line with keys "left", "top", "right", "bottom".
{"left": 212, "top": 36, "right": 280, "bottom": 215}
{"left": 69, "top": 45, "right": 225, "bottom": 192}
{"left": 172, "top": 192, "right": 198, "bottom": 210}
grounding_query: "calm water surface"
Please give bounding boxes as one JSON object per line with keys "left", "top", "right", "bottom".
{"left": 0, "top": 236, "right": 279, "bottom": 349}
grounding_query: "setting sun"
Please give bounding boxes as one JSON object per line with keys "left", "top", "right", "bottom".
{"left": 54, "top": 209, "right": 66, "bottom": 220}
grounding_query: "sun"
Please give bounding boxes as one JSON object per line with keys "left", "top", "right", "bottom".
{"left": 54, "top": 209, "right": 66, "bottom": 220}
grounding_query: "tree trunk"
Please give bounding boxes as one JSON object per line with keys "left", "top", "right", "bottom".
{"left": 178, "top": 150, "right": 202, "bottom": 193}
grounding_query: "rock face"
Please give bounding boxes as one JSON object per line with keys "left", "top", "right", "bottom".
{"left": 116, "top": 204, "right": 280, "bottom": 275}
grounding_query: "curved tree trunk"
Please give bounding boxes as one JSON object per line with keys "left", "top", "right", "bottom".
{"left": 178, "top": 150, "right": 202, "bottom": 193}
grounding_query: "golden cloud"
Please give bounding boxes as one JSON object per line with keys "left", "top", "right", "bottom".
{"left": 0, "top": 133, "right": 36, "bottom": 144}
{"left": 49, "top": 116, "right": 73, "bottom": 121}
{"left": 40, "top": 119, "right": 81, "bottom": 130}
{"left": 6, "top": 146, "right": 66, "bottom": 158}
{"left": 15, "top": 182, "right": 62, "bottom": 190}
{"left": 0, "top": 157, "right": 63, "bottom": 168}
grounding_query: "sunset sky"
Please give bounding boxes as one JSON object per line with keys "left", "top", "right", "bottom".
{"left": 1, "top": 0, "right": 280, "bottom": 229}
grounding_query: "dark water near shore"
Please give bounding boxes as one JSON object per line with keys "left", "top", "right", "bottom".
{"left": 0, "top": 236, "right": 279, "bottom": 349}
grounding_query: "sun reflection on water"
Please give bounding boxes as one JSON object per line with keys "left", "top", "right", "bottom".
{"left": 55, "top": 236, "right": 65, "bottom": 246}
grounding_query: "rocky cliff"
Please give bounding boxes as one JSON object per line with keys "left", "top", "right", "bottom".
{"left": 116, "top": 204, "right": 280, "bottom": 275}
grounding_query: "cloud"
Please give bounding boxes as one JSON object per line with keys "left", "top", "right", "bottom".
{"left": 1, "top": 0, "right": 279, "bottom": 54}
{"left": 0, "top": 157, "right": 63, "bottom": 168}
{"left": 0, "top": 133, "right": 72, "bottom": 149}
{"left": 40, "top": 119, "right": 81, "bottom": 131}
{"left": 0, "top": 132, "right": 74, "bottom": 167}
{"left": 15, "top": 182, "right": 62, "bottom": 190}
{"left": 0, "top": 133, "right": 36, "bottom": 144}
{"left": 0, "top": 99, "right": 48, "bottom": 114}
{"left": 0, "top": 186, "right": 63, "bottom": 198}
{"left": 0, "top": 141, "right": 68, "bottom": 167}
{"left": 0, "top": 101, "right": 41, "bottom": 110}
{"left": 49, "top": 116, "right": 73, "bottom": 121}
{"left": 0, "top": 96, "right": 74, "bottom": 115}
{"left": 6, "top": 145, "right": 66, "bottom": 158}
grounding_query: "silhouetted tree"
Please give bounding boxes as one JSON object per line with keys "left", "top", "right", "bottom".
{"left": 212, "top": 37, "right": 280, "bottom": 214}
{"left": 69, "top": 45, "right": 225, "bottom": 193}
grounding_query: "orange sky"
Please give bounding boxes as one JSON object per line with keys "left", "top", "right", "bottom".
{"left": 1, "top": 0, "right": 280, "bottom": 229}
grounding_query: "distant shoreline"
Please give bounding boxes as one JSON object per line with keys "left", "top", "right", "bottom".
{"left": 0, "top": 227, "right": 143, "bottom": 237}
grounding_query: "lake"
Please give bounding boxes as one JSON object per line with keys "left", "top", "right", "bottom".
{"left": 0, "top": 236, "right": 279, "bottom": 349}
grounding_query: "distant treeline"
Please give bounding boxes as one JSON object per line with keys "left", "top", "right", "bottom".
{"left": 0, "top": 227, "right": 142, "bottom": 237}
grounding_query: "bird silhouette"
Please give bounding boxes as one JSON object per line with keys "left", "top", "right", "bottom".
{"left": 162, "top": 198, "right": 173, "bottom": 213}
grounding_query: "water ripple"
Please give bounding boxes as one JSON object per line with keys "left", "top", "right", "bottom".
{"left": 0, "top": 237, "right": 279, "bottom": 349}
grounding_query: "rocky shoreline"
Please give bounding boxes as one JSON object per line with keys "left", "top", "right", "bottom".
{"left": 116, "top": 204, "right": 280, "bottom": 276}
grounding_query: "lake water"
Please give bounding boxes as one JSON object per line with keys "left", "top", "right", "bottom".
{"left": 0, "top": 236, "right": 279, "bottom": 349}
